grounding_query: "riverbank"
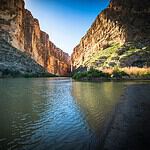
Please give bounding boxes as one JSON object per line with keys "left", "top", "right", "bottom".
{"left": 72, "top": 68, "right": 150, "bottom": 81}
{"left": 102, "top": 84, "right": 150, "bottom": 150}
{"left": 0, "top": 72, "right": 56, "bottom": 78}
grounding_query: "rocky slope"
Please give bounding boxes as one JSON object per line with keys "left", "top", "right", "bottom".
{"left": 0, "top": 0, "right": 70, "bottom": 76}
{"left": 71, "top": 0, "right": 150, "bottom": 70}
{"left": 0, "top": 39, "right": 50, "bottom": 77}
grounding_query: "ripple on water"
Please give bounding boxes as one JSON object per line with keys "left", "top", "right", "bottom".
{"left": 0, "top": 78, "right": 127, "bottom": 150}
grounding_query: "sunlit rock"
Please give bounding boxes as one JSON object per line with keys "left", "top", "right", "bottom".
{"left": 0, "top": 0, "right": 71, "bottom": 76}
{"left": 71, "top": 0, "right": 150, "bottom": 70}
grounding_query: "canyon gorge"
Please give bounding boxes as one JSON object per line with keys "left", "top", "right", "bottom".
{"left": 0, "top": 1, "right": 150, "bottom": 149}
{"left": 0, "top": 0, "right": 150, "bottom": 77}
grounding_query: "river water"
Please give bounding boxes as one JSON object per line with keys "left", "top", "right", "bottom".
{"left": 0, "top": 78, "right": 147, "bottom": 150}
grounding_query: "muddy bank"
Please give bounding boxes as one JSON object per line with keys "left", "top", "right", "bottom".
{"left": 102, "top": 84, "right": 150, "bottom": 150}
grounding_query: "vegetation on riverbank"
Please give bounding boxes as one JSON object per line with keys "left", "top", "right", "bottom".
{"left": 72, "top": 68, "right": 110, "bottom": 80}
{"left": 0, "top": 69, "right": 56, "bottom": 78}
{"left": 72, "top": 67, "right": 150, "bottom": 80}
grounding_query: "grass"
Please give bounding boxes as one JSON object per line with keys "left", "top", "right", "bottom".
{"left": 84, "top": 43, "right": 121, "bottom": 67}
{"left": 83, "top": 43, "right": 150, "bottom": 69}
{"left": 73, "top": 41, "right": 150, "bottom": 80}
{"left": 103, "top": 67, "right": 150, "bottom": 78}
{"left": 122, "top": 67, "right": 150, "bottom": 77}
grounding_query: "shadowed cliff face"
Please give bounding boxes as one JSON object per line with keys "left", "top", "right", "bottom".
{"left": 0, "top": 0, "right": 25, "bottom": 50}
{"left": 0, "top": 39, "right": 49, "bottom": 77}
{"left": 71, "top": 0, "right": 150, "bottom": 70}
{"left": 0, "top": 0, "right": 70, "bottom": 76}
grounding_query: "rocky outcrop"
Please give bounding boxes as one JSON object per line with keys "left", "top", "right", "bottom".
{"left": 0, "top": 0, "right": 25, "bottom": 50}
{"left": 0, "top": 39, "right": 49, "bottom": 77}
{"left": 71, "top": 0, "right": 150, "bottom": 70}
{"left": 0, "top": 0, "right": 70, "bottom": 76}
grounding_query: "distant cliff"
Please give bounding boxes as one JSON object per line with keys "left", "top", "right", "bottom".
{"left": 71, "top": 0, "right": 150, "bottom": 70}
{"left": 0, "top": 0, "right": 70, "bottom": 76}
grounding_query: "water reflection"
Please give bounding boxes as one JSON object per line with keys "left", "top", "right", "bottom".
{"left": 72, "top": 81, "right": 124, "bottom": 135}
{"left": 0, "top": 78, "right": 124, "bottom": 150}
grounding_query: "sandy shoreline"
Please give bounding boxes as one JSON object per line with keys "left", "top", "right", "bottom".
{"left": 102, "top": 84, "right": 150, "bottom": 150}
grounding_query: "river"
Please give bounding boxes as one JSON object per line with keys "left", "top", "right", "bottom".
{"left": 0, "top": 78, "right": 149, "bottom": 150}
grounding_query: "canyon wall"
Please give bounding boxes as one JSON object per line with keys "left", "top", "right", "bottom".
{"left": 0, "top": 0, "right": 70, "bottom": 76}
{"left": 71, "top": 0, "right": 150, "bottom": 70}
{"left": 0, "top": 0, "right": 25, "bottom": 50}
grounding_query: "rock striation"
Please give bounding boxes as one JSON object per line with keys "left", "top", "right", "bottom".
{"left": 0, "top": 39, "right": 49, "bottom": 77}
{"left": 0, "top": 0, "right": 25, "bottom": 50}
{"left": 0, "top": 0, "right": 70, "bottom": 76}
{"left": 71, "top": 0, "right": 150, "bottom": 70}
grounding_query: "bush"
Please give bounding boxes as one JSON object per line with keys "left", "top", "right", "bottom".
{"left": 72, "top": 68, "right": 110, "bottom": 80}
{"left": 141, "top": 72, "right": 150, "bottom": 78}
{"left": 88, "top": 68, "right": 110, "bottom": 78}
{"left": 72, "top": 72, "right": 88, "bottom": 80}
{"left": 111, "top": 69, "right": 129, "bottom": 78}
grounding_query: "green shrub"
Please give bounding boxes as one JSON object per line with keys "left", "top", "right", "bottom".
{"left": 72, "top": 72, "right": 88, "bottom": 80}
{"left": 72, "top": 68, "right": 110, "bottom": 80}
{"left": 141, "top": 73, "right": 150, "bottom": 78}
{"left": 111, "top": 69, "right": 129, "bottom": 78}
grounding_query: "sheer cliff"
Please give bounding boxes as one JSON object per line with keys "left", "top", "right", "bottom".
{"left": 71, "top": 0, "right": 150, "bottom": 70}
{"left": 0, "top": 0, "right": 70, "bottom": 76}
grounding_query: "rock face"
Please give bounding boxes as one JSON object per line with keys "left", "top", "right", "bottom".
{"left": 0, "top": 0, "right": 70, "bottom": 76}
{"left": 0, "top": 0, "right": 25, "bottom": 50}
{"left": 71, "top": 0, "right": 150, "bottom": 70}
{"left": 0, "top": 39, "right": 48, "bottom": 77}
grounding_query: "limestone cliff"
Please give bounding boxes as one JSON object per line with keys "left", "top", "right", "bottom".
{"left": 0, "top": 0, "right": 25, "bottom": 50}
{"left": 71, "top": 0, "right": 150, "bottom": 70}
{"left": 0, "top": 0, "right": 70, "bottom": 76}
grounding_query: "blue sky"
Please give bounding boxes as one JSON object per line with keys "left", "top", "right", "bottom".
{"left": 25, "top": 0, "right": 109, "bottom": 55}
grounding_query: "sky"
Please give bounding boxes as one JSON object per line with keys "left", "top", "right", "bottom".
{"left": 25, "top": 0, "right": 109, "bottom": 55}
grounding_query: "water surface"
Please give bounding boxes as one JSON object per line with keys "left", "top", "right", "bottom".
{"left": 0, "top": 78, "right": 136, "bottom": 150}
